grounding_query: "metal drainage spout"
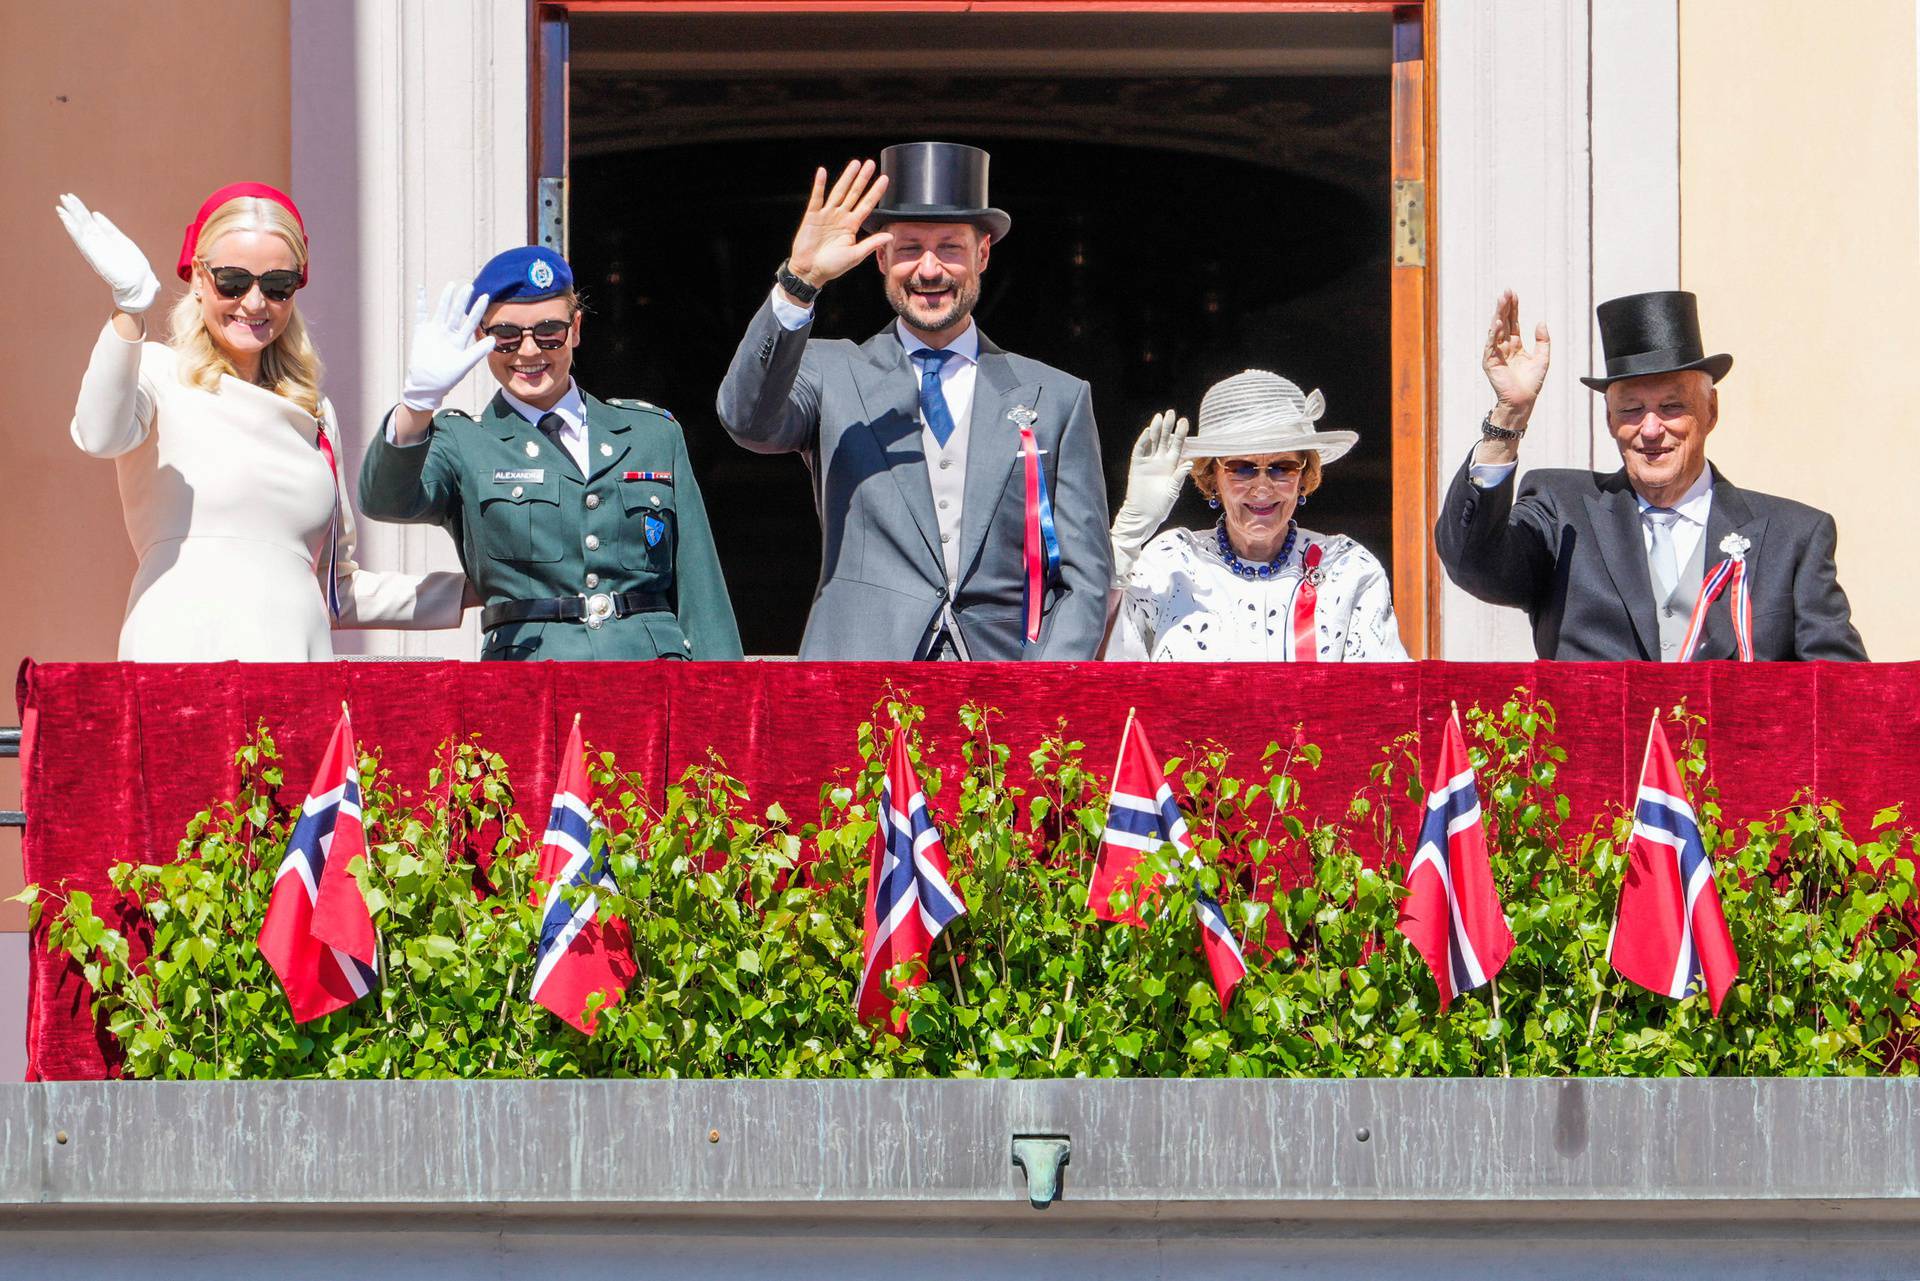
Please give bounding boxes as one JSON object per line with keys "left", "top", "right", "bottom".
{"left": 1011, "top": 1135, "right": 1071, "bottom": 1210}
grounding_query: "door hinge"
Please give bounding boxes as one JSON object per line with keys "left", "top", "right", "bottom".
{"left": 538, "top": 176, "right": 569, "bottom": 255}
{"left": 1392, "top": 178, "right": 1426, "bottom": 267}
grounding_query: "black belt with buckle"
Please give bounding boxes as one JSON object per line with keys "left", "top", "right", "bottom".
{"left": 483, "top": 590, "right": 669, "bottom": 632}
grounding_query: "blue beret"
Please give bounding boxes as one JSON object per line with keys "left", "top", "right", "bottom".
{"left": 472, "top": 246, "right": 573, "bottom": 306}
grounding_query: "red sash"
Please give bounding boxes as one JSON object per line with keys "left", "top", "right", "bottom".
{"left": 1291, "top": 543, "right": 1324, "bottom": 662}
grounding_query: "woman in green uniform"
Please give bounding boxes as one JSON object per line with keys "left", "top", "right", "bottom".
{"left": 359, "top": 246, "right": 742, "bottom": 660}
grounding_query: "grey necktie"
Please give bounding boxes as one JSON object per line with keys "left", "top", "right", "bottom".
{"left": 1645, "top": 507, "right": 1680, "bottom": 603}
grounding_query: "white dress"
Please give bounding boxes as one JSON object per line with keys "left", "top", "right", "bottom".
{"left": 71, "top": 322, "right": 468, "bottom": 661}
{"left": 1105, "top": 525, "right": 1410, "bottom": 662}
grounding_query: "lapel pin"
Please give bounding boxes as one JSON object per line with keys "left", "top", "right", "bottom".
{"left": 525, "top": 441, "right": 539, "bottom": 458}
{"left": 600, "top": 442, "right": 613, "bottom": 457}
{"left": 1719, "top": 533, "right": 1751, "bottom": 560}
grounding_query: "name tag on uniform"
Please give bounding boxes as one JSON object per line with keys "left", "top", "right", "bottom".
{"left": 493, "top": 468, "right": 545, "bottom": 484}
{"left": 622, "top": 470, "right": 673, "bottom": 483}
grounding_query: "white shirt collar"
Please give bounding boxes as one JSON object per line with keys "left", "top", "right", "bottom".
{"left": 896, "top": 319, "right": 979, "bottom": 366}
{"left": 500, "top": 379, "right": 587, "bottom": 437}
{"left": 1635, "top": 464, "right": 1714, "bottom": 525}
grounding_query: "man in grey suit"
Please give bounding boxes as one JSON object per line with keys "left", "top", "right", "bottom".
{"left": 1436, "top": 289, "right": 1866, "bottom": 661}
{"left": 716, "top": 142, "right": 1111, "bottom": 660}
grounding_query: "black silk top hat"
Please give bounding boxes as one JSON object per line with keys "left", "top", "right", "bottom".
{"left": 1579, "top": 290, "right": 1733, "bottom": 390}
{"left": 862, "top": 141, "right": 1012, "bottom": 242}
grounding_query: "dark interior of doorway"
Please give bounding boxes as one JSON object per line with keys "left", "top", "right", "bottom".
{"left": 570, "top": 76, "right": 1391, "bottom": 656}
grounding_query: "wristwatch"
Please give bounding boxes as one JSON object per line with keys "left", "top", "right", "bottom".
{"left": 1479, "top": 414, "right": 1525, "bottom": 442}
{"left": 775, "top": 259, "right": 820, "bottom": 306}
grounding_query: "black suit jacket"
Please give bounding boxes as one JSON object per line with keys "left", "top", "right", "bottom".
{"left": 1435, "top": 453, "right": 1867, "bottom": 661}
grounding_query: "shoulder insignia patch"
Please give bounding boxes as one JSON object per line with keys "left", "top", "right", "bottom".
{"left": 436, "top": 408, "right": 474, "bottom": 422}
{"left": 608, "top": 398, "right": 676, "bottom": 421}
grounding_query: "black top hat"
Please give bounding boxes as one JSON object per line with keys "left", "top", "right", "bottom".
{"left": 1579, "top": 290, "right": 1733, "bottom": 390}
{"left": 862, "top": 141, "right": 1012, "bottom": 243}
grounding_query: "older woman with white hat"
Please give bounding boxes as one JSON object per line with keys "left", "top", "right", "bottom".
{"left": 1104, "top": 370, "right": 1408, "bottom": 662}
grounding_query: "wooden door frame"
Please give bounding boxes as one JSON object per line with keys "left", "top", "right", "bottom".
{"left": 532, "top": 0, "right": 1440, "bottom": 657}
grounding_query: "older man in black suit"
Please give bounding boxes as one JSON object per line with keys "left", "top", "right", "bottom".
{"left": 1436, "top": 289, "right": 1866, "bottom": 661}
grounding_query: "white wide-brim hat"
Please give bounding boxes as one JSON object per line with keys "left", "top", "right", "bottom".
{"left": 1181, "top": 369, "right": 1359, "bottom": 465}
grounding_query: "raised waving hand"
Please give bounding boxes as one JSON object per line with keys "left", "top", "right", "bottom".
{"left": 56, "top": 193, "right": 160, "bottom": 315}
{"left": 1482, "top": 289, "right": 1551, "bottom": 424}
{"left": 784, "top": 160, "right": 895, "bottom": 294}
{"left": 401, "top": 282, "right": 494, "bottom": 413}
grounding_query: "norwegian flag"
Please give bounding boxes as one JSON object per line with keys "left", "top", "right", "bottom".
{"left": 1093, "top": 714, "right": 1248, "bottom": 1010}
{"left": 854, "top": 726, "right": 968, "bottom": 1031}
{"left": 258, "top": 706, "right": 378, "bottom": 1024}
{"left": 530, "top": 716, "right": 636, "bottom": 1034}
{"left": 1397, "top": 707, "right": 1514, "bottom": 1009}
{"left": 1608, "top": 716, "right": 1740, "bottom": 1015}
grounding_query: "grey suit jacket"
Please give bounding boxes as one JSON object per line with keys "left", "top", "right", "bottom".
{"left": 716, "top": 298, "right": 1112, "bottom": 660}
{"left": 1436, "top": 453, "right": 1867, "bottom": 661}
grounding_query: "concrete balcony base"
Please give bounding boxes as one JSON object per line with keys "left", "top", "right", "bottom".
{"left": 2, "top": 1079, "right": 1916, "bottom": 1278}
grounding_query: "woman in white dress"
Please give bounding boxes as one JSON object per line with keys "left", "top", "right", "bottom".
{"left": 1104, "top": 369, "right": 1409, "bottom": 662}
{"left": 58, "top": 184, "right": 469, "bottom": 660}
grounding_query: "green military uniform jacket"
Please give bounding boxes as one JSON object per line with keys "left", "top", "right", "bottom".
{"left": 358, "top": 390, "right": 743, "bottom": 661}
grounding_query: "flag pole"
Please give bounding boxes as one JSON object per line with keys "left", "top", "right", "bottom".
{"left": 1087, "top": 706, "right": 1139, "bottom": 912}
{"left": 1489, "top": 976, "right": 1510, "bottom": 1077}
{"left": 1050, "top": 975, "right": 1074, "bottom": 1060}
{"left": 944, "top": 932, "right": 966, "bottom": 1007}
{"left": 1591, "top": 710, "right": 1661, "bottom": 1043}
{"left": 1065, "top": 707, "right": 1137, "bottom": 1059}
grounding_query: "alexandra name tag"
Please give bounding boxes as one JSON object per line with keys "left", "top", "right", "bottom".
{"left": 492, "top": 468, "right": 545, "bottom": 484}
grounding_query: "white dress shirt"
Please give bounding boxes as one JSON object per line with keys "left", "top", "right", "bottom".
{"left": 1633, "top": 464, "right": 1714, "bottom": 571}
{"left": 500, "top": 379, "right": 591, "bottom": 477}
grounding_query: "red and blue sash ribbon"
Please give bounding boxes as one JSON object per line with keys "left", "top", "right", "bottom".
{"left": 315, "top": 423, "right": 342, "bottom": 620}
{"left": 1291, "top": 542, "right": 1324, "bottom": 661}
{"left": 1019, "top": 423, "right": 1061, "bottom": 647}
{"left": 1678, "top": 555, "right": 1754, "bottom": 662}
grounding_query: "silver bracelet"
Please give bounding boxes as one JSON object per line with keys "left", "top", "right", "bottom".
{"left": 1479, "top": 414, "right": 1525, "bottom": 442}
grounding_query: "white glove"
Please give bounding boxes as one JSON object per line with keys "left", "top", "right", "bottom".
{"left": 401, "top": 282, "right": 494, "bottom": 412}
{"left": 56, "top": 194, "right": 160, "bottom": 315}
{"left": 1109, "top": 410, "right": 1191, "bottom": 585}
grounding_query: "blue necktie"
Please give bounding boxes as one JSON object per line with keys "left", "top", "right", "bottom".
{"left": 912, "top": 348, "right": 958, "bottom": 448}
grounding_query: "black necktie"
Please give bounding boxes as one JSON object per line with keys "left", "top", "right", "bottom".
{"left": 537, "top": 412, "right": 567, "bottom": 440}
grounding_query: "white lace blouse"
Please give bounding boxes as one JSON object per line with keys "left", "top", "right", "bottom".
{"left": 1105, "top": 525, "right": 1410, "bottom": 662}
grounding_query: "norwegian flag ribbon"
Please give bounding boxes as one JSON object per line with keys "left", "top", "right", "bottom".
{"left": 258, "top": 706, "right": 378, "bottom": 1023}
{"left": 1396, "top": 707, "right": 1513, "bottom": 1009}
{"left": 855, "top": 726, "right": 969, "bottom": 1032}
{"left": 1290, "top": 542, "right": 1324, "bottom": 661}
{"left": 530, "top": 716, "right": 637, "bottom": 1034}
{"left": 1678, "top": 555, "right": 1754, "bottom": 662}
{"left": 314, "top": 422, "right": 342, "bottom": 620}
{"left": 1091, "top": 713, "right": 1248, "bottom": 1010}
{"left": 1607, "top": 715, "right": 1740, "bottom": 1014}
{"left": 1018, "top": 422, "right": 1061, "bottom": 647}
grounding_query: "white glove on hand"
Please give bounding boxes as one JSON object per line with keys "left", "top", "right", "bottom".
{"left": 1109, "top": 409, "right": 1191, "bottom": 585}
{"left": 56, "top": 194, "right": 160, "bottom": 315}
{"left": 401, "top": 282, "right": 494, "bottom": 412}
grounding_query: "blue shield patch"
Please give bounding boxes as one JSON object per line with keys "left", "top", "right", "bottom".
{"left": 644, "top": 514, "right": 665, "bottom": 547}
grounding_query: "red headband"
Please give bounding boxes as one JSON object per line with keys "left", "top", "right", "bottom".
{"left": 176, "top": 182, "right": 310, "bottom": 285}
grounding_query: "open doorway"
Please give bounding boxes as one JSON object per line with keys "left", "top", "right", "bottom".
{"left": 560, "top": 8, "right": 1403, "bottom": 656}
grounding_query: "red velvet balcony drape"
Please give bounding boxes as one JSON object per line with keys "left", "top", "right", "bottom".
{"left": 18, "top": 659, "right": 1920, "bottom": 1080}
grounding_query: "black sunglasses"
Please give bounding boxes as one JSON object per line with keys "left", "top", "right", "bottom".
{"left": 484, "top": 319, "right": 571, "bottom": 352}
{"left": 203, "top": 264, "right": 302, "bottom": 303}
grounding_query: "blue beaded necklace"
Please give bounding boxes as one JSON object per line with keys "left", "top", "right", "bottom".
{"left": 1215, "top": 518, "right": 1298, "bottom": 580}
